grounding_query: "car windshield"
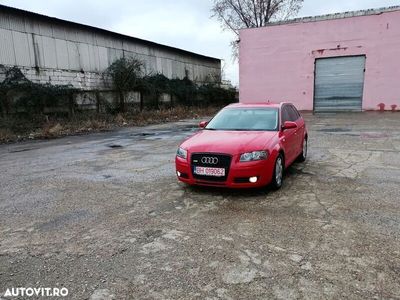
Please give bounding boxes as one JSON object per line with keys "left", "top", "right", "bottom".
{"left": 205, "top": 108, "right": 279, "bottom": 131}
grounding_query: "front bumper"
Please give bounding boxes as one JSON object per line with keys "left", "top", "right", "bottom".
{"left": 175, "top": 155, "right": 275, "bottom": 188}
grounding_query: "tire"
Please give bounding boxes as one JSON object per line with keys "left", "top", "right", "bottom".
{"left": 270, "top": 154, "right": 284, "bottom": 190}
{"left": 298, "top": 137, "right": 307, "bottom": 162}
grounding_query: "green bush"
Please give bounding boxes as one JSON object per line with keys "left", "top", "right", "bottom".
{"left": 169, "top": 76, "right": 197, "bottom": 106}
{"left": 198, "top": 83, "right": 236, "bottom": 107}
{"left": 0, "top": 58, "right": 236, "bottom": 119}
{"left": 141, "top": 74, "right": 170, "bottom": 109}
{"left": 104, "top": 57, "right": 237, "bottom": 112}
{"left": 0, "top": 66, "right": 75, "bottom": 117}
{"left": 103, "top": 57, "right": 144, "bottom": 113}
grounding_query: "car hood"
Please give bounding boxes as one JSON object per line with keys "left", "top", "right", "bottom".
{"left": 180, "top": 130, "right": 278, "bottom": 155}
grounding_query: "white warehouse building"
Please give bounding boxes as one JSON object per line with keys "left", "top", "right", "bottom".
{"left": 0, "top": 4, "right": 221, "bottom": 106}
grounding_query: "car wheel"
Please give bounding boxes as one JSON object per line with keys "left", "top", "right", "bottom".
{"left": 271, "top": 154, "right": 284, "bottom": 190}
{"left": 298, "top": 137, "right": 307, "bottom": 162}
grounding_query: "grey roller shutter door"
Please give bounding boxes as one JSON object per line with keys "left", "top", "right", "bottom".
{"left": 314, "top": 56, "right": 365, "bottom": 112}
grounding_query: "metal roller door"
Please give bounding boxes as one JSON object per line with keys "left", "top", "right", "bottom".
{"left": 314, "top": 56, "right": 365, "bottom": 112}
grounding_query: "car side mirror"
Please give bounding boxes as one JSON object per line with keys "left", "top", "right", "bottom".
{"left": 282, "top": 121, "right": 297, "bottom": 130}
{"left": 199, "top": 121, "right": 208, "bottom": 128}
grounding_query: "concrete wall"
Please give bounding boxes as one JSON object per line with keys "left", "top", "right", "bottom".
{"left": 239, "top": 7, "right": 400, "bottom": 111}
{"left": 0, "top": 5, "right": 221, "bottom": 93}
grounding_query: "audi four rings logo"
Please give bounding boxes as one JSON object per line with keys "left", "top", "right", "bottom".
{"left": 201, "top": 157, "right": 219, "bottom": 164}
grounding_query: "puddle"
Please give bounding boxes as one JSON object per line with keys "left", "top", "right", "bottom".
{"left": 132, "top": 132, "right": 156, "bottom": 137}
{"left": 9, "top": 147, "right": 38, "bottom": 153}
{"left": 108, "top": 144, "right": 123, "bottom": 148}
{"left": 317, "top": 128, "right": 351, "bottom": 133}
{"left": 129, "top": 126, "right": 198, "bottom": 140}
{"left": 361, "top": 132, "right": 390, "bottom": 139}
{"left": 317, "top": 128, "right": 390, "bottom": 138}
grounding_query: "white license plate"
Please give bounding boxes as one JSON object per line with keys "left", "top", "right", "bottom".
{"left": 194, "top": 166, "right": 225, "bottom": 177}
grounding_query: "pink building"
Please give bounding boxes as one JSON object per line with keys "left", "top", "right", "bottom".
{"left": 239, "top": 7, "right": 400, "bottom": 112}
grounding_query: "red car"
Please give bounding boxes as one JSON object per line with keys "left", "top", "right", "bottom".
{"left": 175, "top": 102, "right": 307, "bottom": 189}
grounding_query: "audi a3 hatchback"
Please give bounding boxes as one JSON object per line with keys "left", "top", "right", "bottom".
{"left": 175, "top": 103, "right": 307, "bottom": 189}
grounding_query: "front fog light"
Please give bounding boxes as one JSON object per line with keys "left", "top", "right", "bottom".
{"left": 249, "top": 176, "right": 258, "bottom": 183}
{"left": 177, "top": 171, "right": 181, "bottom": 177}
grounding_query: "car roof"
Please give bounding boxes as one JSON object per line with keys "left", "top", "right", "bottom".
{"left": 225, "top": 102, "right": 292, "bottom": 109}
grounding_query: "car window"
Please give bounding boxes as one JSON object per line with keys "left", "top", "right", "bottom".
{"left": 287, "top": 105, "right": 299, "bottom": 121}
{"left": 206, "top": 108, "right": 279, "bottom": 131}
{"left": 290, "top": 105, "right": 301, "bottom": 119}
{"left": 281, "top": 106, "right": 291, "bottom": 123}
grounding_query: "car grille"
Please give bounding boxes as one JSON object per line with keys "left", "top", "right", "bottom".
{"left": 191, "top": 153, "right": 232, "bottom": 182}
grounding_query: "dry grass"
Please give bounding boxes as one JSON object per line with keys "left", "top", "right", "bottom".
{"left": 0, "top": 128, "right": 16, "bottom": 143}
{"left": 0, "top": 106, "right": 221, "bottom": 143}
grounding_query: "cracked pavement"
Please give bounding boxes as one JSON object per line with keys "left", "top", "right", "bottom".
{"left": 0, "top": 112, "right": 400, "bottom": 299}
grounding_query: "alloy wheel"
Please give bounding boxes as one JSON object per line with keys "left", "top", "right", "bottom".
{"left": 275, "top": 157, "right": 283, "bottom": 186}
{"left": 302, "top": 139, "right": 307, "bottom": 160}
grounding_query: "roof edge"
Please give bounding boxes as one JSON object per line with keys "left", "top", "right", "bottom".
{"left": 241, "top": 5, "right": 400, "bottom": 30}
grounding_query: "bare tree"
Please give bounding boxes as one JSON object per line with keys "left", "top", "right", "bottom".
{"left": 212, "top": 0, "right": 303, "bottom": 56}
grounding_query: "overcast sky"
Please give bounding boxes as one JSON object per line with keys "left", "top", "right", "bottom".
{"left": 0, "top": 0, "right": 399, "bottom": 85}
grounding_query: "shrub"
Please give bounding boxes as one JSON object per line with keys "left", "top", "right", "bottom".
{"left": 0, "top": 66, "right": 76, "bottom": 116}
{"left": 141, "top": 74, "right": 170, "bottom": 109}
{"left": 103, "top": 57, "right": 237, "bottom": 112}
{"left": 103, "top": 57, "right": 144, "bottom": 113}
{"left": 198, "top": 83, "right": 236, "bottom": 107}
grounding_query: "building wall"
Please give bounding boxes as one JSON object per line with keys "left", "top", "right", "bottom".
{"left": 239, "top": 8, "right": 400, "bottom": 111}
{"left": 0, "top": 7, "right": 221, "bottom": 92}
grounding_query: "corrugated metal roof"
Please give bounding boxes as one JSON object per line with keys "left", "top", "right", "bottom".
{"left": 0, "top": 4, "right": 221, "bottom": 62}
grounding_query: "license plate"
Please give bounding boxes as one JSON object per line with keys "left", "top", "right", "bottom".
{"left": 194, "top": 166, "right": 225, "bottom": 177}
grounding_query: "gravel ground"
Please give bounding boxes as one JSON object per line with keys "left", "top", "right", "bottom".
{"left": 0, "top": 112, "right": 399, "bottom": 299}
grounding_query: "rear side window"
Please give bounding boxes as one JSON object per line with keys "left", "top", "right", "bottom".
{"left": 286, "top": 105, "right": 299, "bottom": 121}
{"left": 281, "top": 107, "right": 291, "bottom": 123}
{"left": 291, "top": 105, "right": 301, "bottom": 119}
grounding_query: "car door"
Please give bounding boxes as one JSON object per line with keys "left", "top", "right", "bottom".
{"left": 280, "top": 105, "right": 298, "bottom": 165}
{"left": 287, "top": 105, "right": 304, "bottom": 156}
{"left": 294, "top": 105, "right": 306, "bottom": 153}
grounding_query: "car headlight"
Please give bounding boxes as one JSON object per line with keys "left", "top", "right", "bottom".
{"left": 176, "top": 147, "right": 187, "bottom": 160}
{"left": 240, "top": 151, "right": 268, "bottom": 162}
